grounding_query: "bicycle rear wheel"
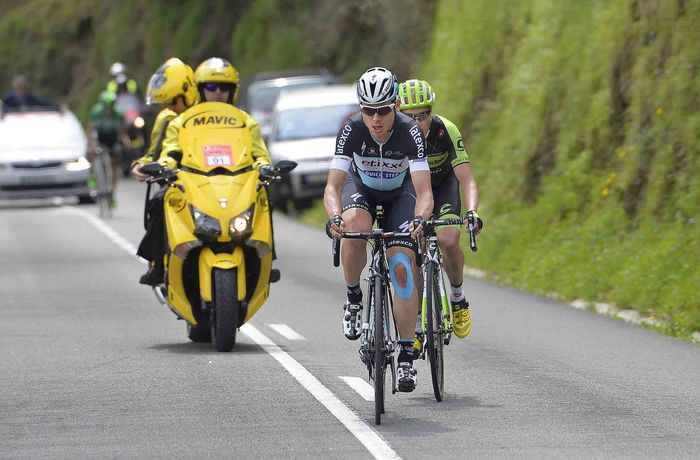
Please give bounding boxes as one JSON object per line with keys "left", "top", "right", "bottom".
{"left": 426, "top": 262, "right": 445, "bottom": 402}
{"left": 373, "top": 277, "right": 386, "bottom": 425}
{"left": 94, "top": 153, "right": 112, "bottom": 218}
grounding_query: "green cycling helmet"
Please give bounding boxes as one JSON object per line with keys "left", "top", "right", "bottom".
{"left": 398, "top": 79, "right": 436, "bottom": 109}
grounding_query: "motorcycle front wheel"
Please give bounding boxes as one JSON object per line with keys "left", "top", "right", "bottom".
{"left": 210, "top": 268, "right": 238, "bottom": 352}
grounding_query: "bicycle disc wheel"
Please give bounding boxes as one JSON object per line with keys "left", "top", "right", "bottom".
{"left": 426, "top": 262, "right": 445, "bottom": 402}
{"left": 373, "top": 278, "right": 385, "bottom": 425}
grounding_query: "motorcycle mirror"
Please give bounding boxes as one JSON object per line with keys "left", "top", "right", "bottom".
{"left": 140, "top": 162, "right": 164, "bottom": 177}
{"left": 275, "top": 160, "right": 297, "bottom": 175}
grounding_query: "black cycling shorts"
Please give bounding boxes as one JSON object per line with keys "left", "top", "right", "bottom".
{"left": 342, "top": 175, "right": 417, "bottom": 249}
{"left": 432, "top": 176, "right": 462, "bottom": 220}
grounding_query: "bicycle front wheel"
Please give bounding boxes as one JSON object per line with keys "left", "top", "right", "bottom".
{"left": 373, "top": 277, "right": 386, "bottom": 425}
{"left": 426, "top": 262, "right": 445, "bottom": 402}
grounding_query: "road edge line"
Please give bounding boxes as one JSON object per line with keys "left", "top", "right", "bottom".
{"left": 241, "top": 323, "right": 401, "bottom": 460}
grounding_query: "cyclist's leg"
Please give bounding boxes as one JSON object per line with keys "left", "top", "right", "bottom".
{"left": 109, "top": 143, "right": 123, "bottom": 197}
{"left": 435, "top": 178, "right": 472, "bottom": 337}
{"left": 434, "top": 178, "right": 464, "bottom": 287}
{"left": 339, "top": 177, "right": 373, "bottom": 340}
{"left": 340, "top": 177, "right": 374, "bottom": 288}
{"left": 385, "top": 185, "right": 420, "bottom": 391}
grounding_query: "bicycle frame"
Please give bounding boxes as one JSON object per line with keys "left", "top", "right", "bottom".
{"left": 332, "top": 206, "right": 417, "bottom": 424}
{"left": 361, "top": 229, "right": 397, "bottom": 391}
{"left": 420, "top": 234, "right": 453, "bottom": 342}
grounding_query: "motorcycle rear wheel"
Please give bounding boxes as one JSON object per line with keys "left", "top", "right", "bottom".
{"left": 211, "top": 268, "right": 238, "bottom": 352}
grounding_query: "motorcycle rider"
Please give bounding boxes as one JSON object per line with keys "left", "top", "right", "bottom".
{"left": 398, "top": 79, "right": 482, "bottom": 342}
{"left": 131, "top": 57, "right": 197, "bottom": 285}
{"left": 86, "top": 90, "right": 130, "bottom": 207}
{"left": 106, "top": 62, "right": 140, "bottom": 97}
{"left": 159, "top": 57, "right": 271, "bottom": 172}
{"left": 158, "top": 57, "right": 280, "bottom": 278}
{"left": 324, "top": 67, "right": 433, "bottom": 392}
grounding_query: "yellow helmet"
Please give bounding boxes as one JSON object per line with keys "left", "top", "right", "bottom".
{"left": 194, "top": 57, "right": 240, "bottom": 104}
{"left": 146, "top": 57, "right": 197, "bottom": 107}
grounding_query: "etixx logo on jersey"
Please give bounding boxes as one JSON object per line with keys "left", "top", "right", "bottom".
{"left": 183, "top": 110, "right": 246, "bottom": 128}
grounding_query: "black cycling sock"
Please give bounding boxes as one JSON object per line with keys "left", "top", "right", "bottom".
{"left": 346, "top": 283, "right": 362, "bottom": 304}
{"left": 398, "top": 339, "right": 415, "bottom": 364}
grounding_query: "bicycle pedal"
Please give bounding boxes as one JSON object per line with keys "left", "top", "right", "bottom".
{"left": 444, "top": 333, "right": 452, "bottom": 346}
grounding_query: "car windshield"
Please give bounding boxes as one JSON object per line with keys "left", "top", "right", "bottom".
{"left": 274, "top": 104, "right": 358, "bottom": 141}
{"left": 249, "top": 80, "right": 332, "bottom": 113}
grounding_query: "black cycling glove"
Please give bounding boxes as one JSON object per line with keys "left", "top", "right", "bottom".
{"left": 325, "top": 215, "right": 344, "bottom": 239}
{"left": 465, "top": 210, "right": 484, "bottom": 230}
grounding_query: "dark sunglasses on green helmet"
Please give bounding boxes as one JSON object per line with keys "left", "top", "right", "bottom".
{"left": 403, "top": 109, "right": 431, "bottom": 122}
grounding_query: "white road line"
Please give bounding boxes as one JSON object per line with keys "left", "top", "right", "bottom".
{"left": 59, "top": 205, "right": 399, "bottom": 458}
{"left": 242, "top": 324, "right": 400, "bottom": 460}
{"left": 339, "top": 376, "right": 374, "bottom": 401}
{"left": 56, "top": 206, "right": 146, "bottom": 264}
{"left": 268, "top": 323, "right": 306, "bottom": 340}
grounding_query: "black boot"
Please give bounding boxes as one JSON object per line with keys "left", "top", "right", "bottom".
{"left": 139, "top": 262, "right": 164, "bottom": 286}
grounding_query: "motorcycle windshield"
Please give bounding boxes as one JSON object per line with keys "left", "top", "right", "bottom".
{"left": 177, "top": 102, "right": 254, "bottom": 173}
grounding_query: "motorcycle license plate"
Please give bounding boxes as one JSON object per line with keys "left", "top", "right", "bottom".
{"left": 203, "top": 145, "right": 233, "bottom": 167}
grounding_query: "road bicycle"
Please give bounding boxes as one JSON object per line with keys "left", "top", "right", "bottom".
{"left": 90, "top": 145, "right": 114, "bottom": 218}
{"left": 332, "top": 205, "right": 416, "bottom": 425}
{"left": 416, "top": 215, "right": 478, "bottom": 402}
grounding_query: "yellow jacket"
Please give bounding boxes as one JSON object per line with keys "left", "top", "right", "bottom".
{"left": 131, "top": 107, "right": 177, "bottom": 168}
{"left": 159, "top": 106, "right": 271, "bottom": 171}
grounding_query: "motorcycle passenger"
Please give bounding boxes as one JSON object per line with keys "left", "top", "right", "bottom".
{"left": 106, "top": 62, "right": 140, "bottom": 97}
{"left": 159, "top": 57, "right": 272, "bottom": 172}
{"left": 398, "top": 79, "right": 483, "bottom": 341}
{"left": 132, "top": 57, "right": 197, "bottom": 285}
{"left": 86, "top": 90, "right": 130, "bottom": 207}
{"left": 324, "top": 67, "right": 433, "bottom": 393}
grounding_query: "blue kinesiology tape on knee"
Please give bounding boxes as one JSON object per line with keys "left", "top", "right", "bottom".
{"left": 389, "top": 252, "right": 413, "bottom": 299}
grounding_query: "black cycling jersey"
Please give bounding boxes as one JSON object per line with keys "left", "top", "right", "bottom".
{"left": 331, "top": 111, "right": 429, "bottom": 191}
{"left": 424, "top": 114, "right": 470, "bottom": 186}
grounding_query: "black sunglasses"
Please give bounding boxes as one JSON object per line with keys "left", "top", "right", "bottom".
{"left": 404, "top": 110, "right": 431, "bottom": 122}
{"left": 361, "top": 105, "right": 394, "bottom": 117}
{"left": 203, "top": 82, "right": 234, "bottom": 92}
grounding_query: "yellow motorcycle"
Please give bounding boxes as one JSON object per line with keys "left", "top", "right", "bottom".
{"left": 141, "top": 102, "right": 296, "bottom": 351}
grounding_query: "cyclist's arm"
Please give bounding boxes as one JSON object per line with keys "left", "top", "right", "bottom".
{"left": 454, "top": 163, "right": 479, "bottom": 216}
{"left": 245, "top": 112, "right": 272, "bottom": 171}
{"left": 438, "top": 115, "right": 481, "bottom": 232}
{"left": 324, "top": 168, "right": 347, "bottom": 219}
{"left": 411, "top": 169, "right": 433, "bottom": 221}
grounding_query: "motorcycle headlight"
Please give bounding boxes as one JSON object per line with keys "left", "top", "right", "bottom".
{"left": 229, "top": 205, "right": 255, "bottom": 240}
{"left": 65, "top": 156, "right": 91, "bottom": 172}
{"left": 190, "top": 205, "right": 222, "bottom": 241}
{"left": 134, "top": 116, "right": 145, "bottom": 129}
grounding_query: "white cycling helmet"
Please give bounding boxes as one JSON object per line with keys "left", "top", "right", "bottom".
{"left": 110, "top": 62, "right": 127, "bottom": 78}
{"left": 356, "top": 67, "right": 398, "bottom": 108}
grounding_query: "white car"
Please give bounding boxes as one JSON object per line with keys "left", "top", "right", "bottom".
{"left": 0, "top": 108, "right": 91, "bottom": 202}
{"left": 266, "top": 84, "right": 358, "bottom": 211}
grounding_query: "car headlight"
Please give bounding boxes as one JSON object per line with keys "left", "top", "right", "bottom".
{"left": 65, "top": 156, "right": 91, "bottom": 172}
{"left": 229, "top": 205, "right": 255, "bottom": 240}
{"left": 190, "top": 205, "right": 221, "bottom": 241}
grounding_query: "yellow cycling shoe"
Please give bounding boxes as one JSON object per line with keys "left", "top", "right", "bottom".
{"left": 413, "top": 332, "right": 424, "bottom": 359}
{"left": 452, "top": 299, "right": 472, "bottom": 338}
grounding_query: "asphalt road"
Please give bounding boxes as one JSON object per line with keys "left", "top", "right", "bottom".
{"left": 1, "top": 179, "right": 698, "bottom": 459}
